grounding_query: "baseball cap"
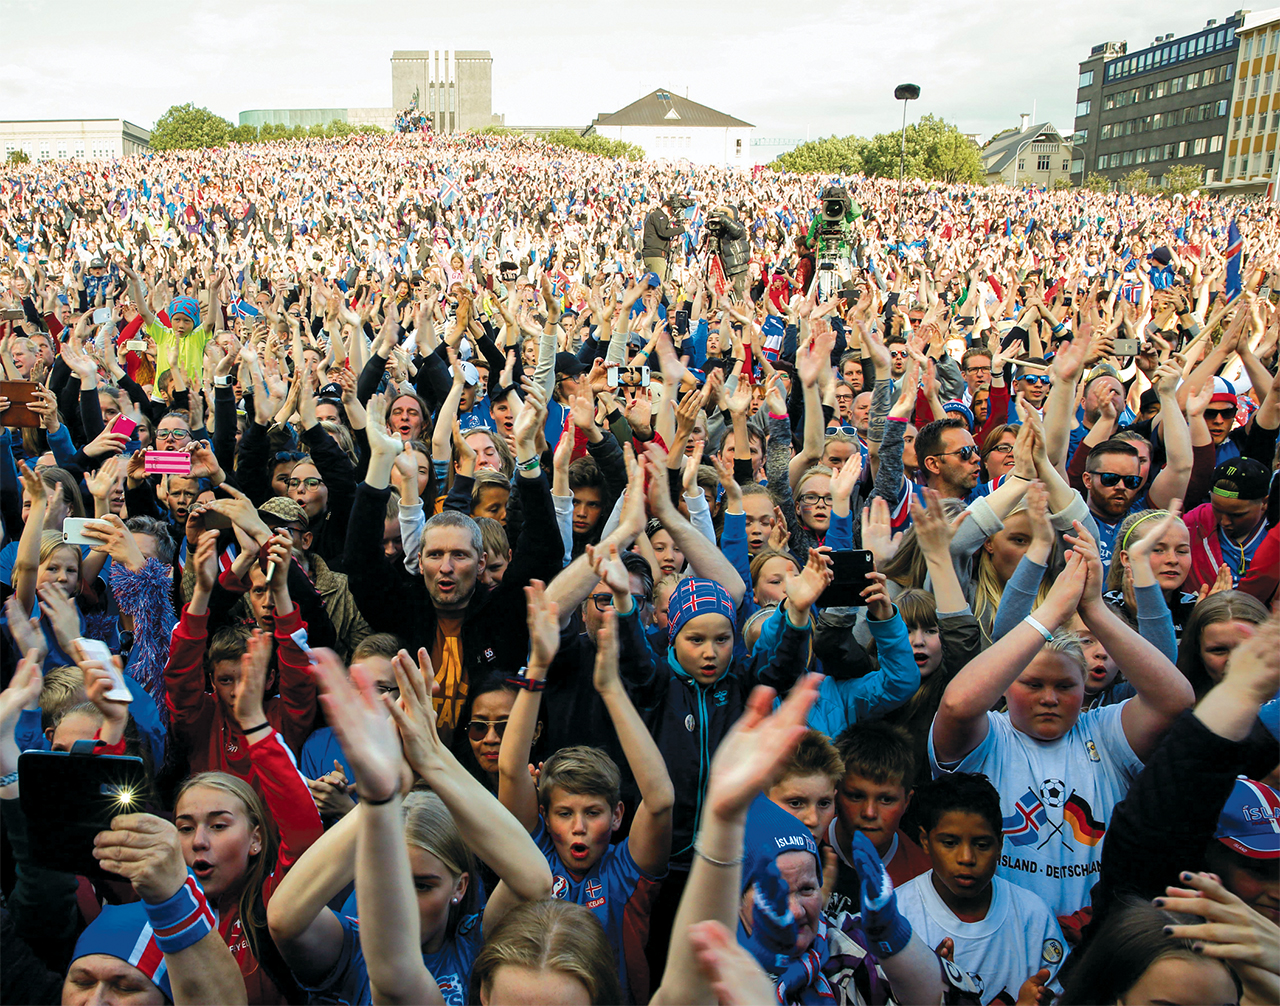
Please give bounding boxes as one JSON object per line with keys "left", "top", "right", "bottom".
{"left": 1215, "top": 777, "right": 1280, "bottom": 859}
{"left": 1148, "top": 246, "right": 1173, "bottom": 266}
{"left": 643, "top": 271, "right": 662, "bottom": 288}
{"left": 554, "top": 352, "right": 588, "bottom": 378}
{"left": 452, "top": 360, "right": 480, "bottom": 387}
{"left": 258, "top": 496, "right": 309, "bottom": 529}
{"left": 89, "top": 257, "right": 106, "bottom": 269}
{"left": 1210, "top": 457, "right": 1270, "bottom": 502}
{"left": 1209, "top": 375, "right": 1239, "bottom": 409}
{"left": 317, "top": 382, "right": 343, "bottom": 399}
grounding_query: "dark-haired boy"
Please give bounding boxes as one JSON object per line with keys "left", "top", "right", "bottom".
{"left": 897, "top": 774, "right": 1065, "bottom": 1004}
{"left": 826, "top": 721, "right": 930, "bottom": 916}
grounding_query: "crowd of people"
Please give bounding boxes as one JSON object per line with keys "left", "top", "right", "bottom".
{"left": 0, "top": 128, "right": 1278, "bottom": 1006}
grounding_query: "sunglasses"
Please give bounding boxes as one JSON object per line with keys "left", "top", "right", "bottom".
{"left": 466, "top": 718, "right": 507, "bottom": 742}
{"left": 1018, "top": 375, "right": 1052, "bottom": 386}
{"left": 274, "top": 451, "right": 307, "bottom": 463}
{"left": 1094, "top": 472, "right": 1143, "bottom": 489}
{"left": 932, "top": 445, "right": 978, "bottom": 462}
{"left": 591, "top": 592, "right": 648, "bottom": 611}
{"left": 1203, "top": 408, "right": 1238, "bottom": 421}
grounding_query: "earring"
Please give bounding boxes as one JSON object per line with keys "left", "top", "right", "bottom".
{"left": 451, "top": 897, "right": 459, "bottom": 905}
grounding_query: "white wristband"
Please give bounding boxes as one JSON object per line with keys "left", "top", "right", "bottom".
{"left": 1023, "top": 615, "right": 1054, "bottom": 641}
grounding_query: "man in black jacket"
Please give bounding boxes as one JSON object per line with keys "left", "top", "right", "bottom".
{"left": 642, "top": 197, "right": 685, "bottom": 280}
{"left": 344, "top": 387, "right": 563, "bottom": 742}
{"left": 710, "top": 205, "right": 750, "bottom": 298}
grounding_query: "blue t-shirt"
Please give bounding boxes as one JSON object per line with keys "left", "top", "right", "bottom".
{"left": 534, "top": 817, "right": 662, "bottom": 1004}
{"left": 300, "top": 726, "right": 354, "bottom": 786}
{"left": 305, "top": 895, "right": 484, "bottom": 1006}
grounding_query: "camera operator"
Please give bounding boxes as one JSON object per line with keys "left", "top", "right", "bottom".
{"left": 707, "top": 204, "right": 751, "bottom": 298}
{"left": 642, "top": 195, "right": 687, "bottom": 281}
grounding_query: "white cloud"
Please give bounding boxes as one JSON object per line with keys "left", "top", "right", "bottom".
{"left": 0, "top": 0, "right": 1228, "bottom": 141}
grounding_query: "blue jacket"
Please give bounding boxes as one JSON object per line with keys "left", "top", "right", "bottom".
{"left": 623, "top": 604, "right": 811, "bottom": 869}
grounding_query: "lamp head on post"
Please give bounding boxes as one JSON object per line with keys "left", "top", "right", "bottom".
{"left": 894, "top": 84, "right": 920, "bottom": 240}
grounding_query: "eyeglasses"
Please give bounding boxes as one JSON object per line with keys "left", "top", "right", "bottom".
{"left": 889, "top": 350, "right": 909, "bottom": 359}
{"left": 1018, "top": 375, "right": 1052, "bottom": 386}
{"left": 987, "top": 443, "right": 1014, "bottom": 456}
{"left": 155, "top": 429, "right": 191, "bottom": 442}
{"left": 931, "top": 445, "right": 978, "bottom": 462}
{"left": 1204, "top": 408, "right": 1238, "bottom": 421}
{"left": 964, "top": 365, "right": 992, "bottom": 374}
{"left": 1094, "top": 472, "right": 1143, "bottom": 489}
{"left": 797, "top": 493, "right": 834, "bottom": 507}
{"left": 591, "top": 592, "right": 647, "bottom": 611}
{"left": 287, "top": 477, "right": 325, "bottom": 490}
{"left": 466, "top": 718, "right": 508, "bottom": 742}
{"left": 826, "top": 425, "right": 857, "bottom": 436}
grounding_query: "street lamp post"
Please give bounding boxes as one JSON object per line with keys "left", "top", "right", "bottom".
{"left": 1010, "top": 135, "right": 1037, "bottom": 188}
{"left": 894, "top": 83, "right": 920, "bottom": 239}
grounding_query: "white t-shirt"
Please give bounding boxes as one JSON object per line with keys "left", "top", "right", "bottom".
{"left": 897, "top": 872, "right": 1065, "bottom": 1005}
{"left": 928, "top": 702, "right": 1142, "bottom": 916}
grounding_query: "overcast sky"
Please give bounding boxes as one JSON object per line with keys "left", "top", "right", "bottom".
{"left": 3, "top": 0, "right": 1229, "bottom": 142}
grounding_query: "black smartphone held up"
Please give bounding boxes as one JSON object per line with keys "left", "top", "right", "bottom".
{"left": 674, "top": 308, "right": 689, "bottom": 337}
{"left": 19, "top": 747, "right": 150, "bottom": 879}
{"left": 815, "top": 549, "right": 877, "bottom": 608}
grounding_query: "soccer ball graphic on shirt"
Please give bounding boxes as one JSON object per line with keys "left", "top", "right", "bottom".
{"left": 1039, "top": 779, "right": 1066, "bottom": 808}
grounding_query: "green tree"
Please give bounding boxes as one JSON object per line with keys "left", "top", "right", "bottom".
{"left": 477, "top": 125, "right": 519, "bottom": 137}
{"left": 773, "top": 135, "right": 866, "bottom": 174}
{"left": 862, "top": 115, "right": 982, "bottom": 184}
{"left": 1121, "top": 168, "right": 1151, "bottom": 195}
{"left": 6, "top": 149, "right": 31, "bottom": 165}
{"left": 1161, "top": 163, "right": 1203, "bottom": 195}
{"left": 357, "top": 123, "right": 387, "bottom": 135}
{"left": 149, "top": 103, "right": 232, "bottom": 151}
{"left": 228, "top": 123, "right": 258, "bottom": 143}
{"left": 545, "top": 128, "right": 642, "bottom": 161}
{"left": 1051, "top": 177, "right": 1073, "bottom": 190}
{"left": 1083, "top": 171, "right": 1112, "bottom": 193}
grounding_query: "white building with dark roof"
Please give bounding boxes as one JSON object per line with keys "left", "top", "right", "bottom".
{"left": 586, "top": 90, "right": 753, "bottom": 167}
{"left": 981, "top": 115, "right": 1073, "bottom": 187}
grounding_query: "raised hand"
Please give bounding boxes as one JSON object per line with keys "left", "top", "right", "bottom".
{"left": 1062, "top": 519, "right": 1104, "bottom": 607}
{"left": 313, "top": 649, "right": 403, "bottom": 804}
{"left": 84, "top": 455, "right": 123, "bottom": 502}
{"left": 4, "top": 595, "right": 48, "bottom": 665}
{"left": 524, "top": 579, "right": 561, "bottom": 672}
{"left": 784, "top": 548, "right": 834, "bottom": 618}
{"left": 93, "top": 815, "right": 190, "bottom": 905}
{"left": 908, "top": 488, "right": 969, "bottom": 560}
{"left": 364, "top": 392, "right": 403, "bottom": 457}
{"left": 386, "top": 647, "right": 448, "bottom": 780}
{"left": 861, "top": 497, "right": 903, "bottom": 569}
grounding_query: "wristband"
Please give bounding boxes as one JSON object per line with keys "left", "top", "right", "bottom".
{"left": 213, "top": 375, "right": 230, "bottom": 387}
{"left": 1023, "top": 615, "right": 1054, "bottom": 641}
{"left": 0, "top": 770, "right": 17, "bottom": 787}
{"left": 506, "top": 667, "right": 547, "bottom": 692}
{"left": 362, "top": 790, "right": 399, "bottom": 806}
{"left": 693, "top": 842, "right": 745, "bottom": 868}
{"left": 143, "top": 874, "right": 217, "bottom": 955}
{"left": 516, "top": 456, "right": 540, "bottom": 472}
{"left": 768, "top": 410, "right": 788, "bottom": 420}
{"left": 242, "top": 722, "right": 271, "bottom": 736}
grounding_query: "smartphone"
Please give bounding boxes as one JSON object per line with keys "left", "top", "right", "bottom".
{"left": 607, "top": 365, "right": 651, "bottom": 389}
{"left": 144, "top": 449, "right": 192, "bottom": 476}
{"left": 74, "top": 636, "right": 133, "bottom": 703}
{"left": 108, "top": 413, "right": 138, "bottom": 439}
{"left": 815, "top": 549, "right": 877, "bottom": 608}
{"left": 1112, "top": 338, "right": 1139, "bottom": 357}
{"left": 62, "top": 517, "right": 112, "bottom": 547}
{"left": 19, "top": 748, "right": 149, "bottom": 879}
{"left": 674, "top": 309, "right": 690, "bottom": 337}
{"left": 1, "top": 307, "right": 24, "bottom": 322}
{"left": 123, "top": 339, "right": 148, "bottom": 352}
{"left": 92, "top": 307, "right": 111, "bottom": 324}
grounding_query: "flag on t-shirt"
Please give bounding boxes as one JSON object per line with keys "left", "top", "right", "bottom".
{"left": 1063, "top": 792, "right": 1107, "bottom": 846}
{"left": 1225, "top": 219, "right": 1243, "bottom": 302}
{"left": 1003, "top": 790, "right": 1049, "bottom": 847}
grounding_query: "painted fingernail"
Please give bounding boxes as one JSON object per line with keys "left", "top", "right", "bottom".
{"left": 1162, "top": 925, "right": 1174, "bottom": 935}
{"left": 1153, "top": 898, "right": 1165, "bottom": 907}
{"left": 1192, "top": 942, "right": 1204, "bottom": 954}
{"left": 1181, "top": 871, "right": 1194, "bottom": 882}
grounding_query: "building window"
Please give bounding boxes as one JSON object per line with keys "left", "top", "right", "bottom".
{"left": 1267, "top": 73, "right": 1274, "bottom": 92}
{"left": 1110, "top": 152, "right": 1121, "bottom": 167}
{"left": 1079, "top": 70, "right": 1094, "bottom": 88}
{"left": 1098, "top": 155, "right": 1107, "bottom": 169}
{"left": 1037, "top": 154, "right": 1050, "bottom": 170}
{"left": 1211, "top": 134, "right": 1224, "bottom": 152}
{"left": 1217, "top": 99, "right": 1228, "bottom": 116}
{"left": 1063, "top": 161, "right": 1069, "bottom": 170}
{"left": 1075, "top": 100, "right": 1091, "bottom": 116}
{"left": 1076, "top": 128, "right": 1088, "bottom": 143}
{"left": 735, "top": 138, "right": 742, "bottom": 154}
{"left": 1224, "top": 63, "right": 1232, "bottom": 80}
{"left": 1229, "top": 155, "right": 1237, "bottom": 176}
{"left": 1252, "top": 75, "right": 1260, "bottom": 96}
{"left": 1242, "top": 153, "right": 1251, "bottom": 175}
{"left": 1270, "top": 151, "right": 1276, "bottom": 171}
{"left": 1156, "top": 80, "right": 1167, "bottom": 97}
{"left": 1017, "top": 159, "right": 1025, "bottom": 170}
{"left": 1136, "top": 148, "right": 1147, "bottom": 164}
{"left": 1193, "top": 137, "right": 1208, "bottom": 155}
{"left": 1122, "top": 150, "right": 1134, "bottom": 165}
{"left": 1101, "top": 123, "right": 1112, "bottom": 139}
{"left": 1235, "top": 117, "right": 1243, "bottom": 134}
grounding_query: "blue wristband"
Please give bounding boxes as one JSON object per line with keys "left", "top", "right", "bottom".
{"left": 142, "top": 873, "right": 217, "bottom": 954}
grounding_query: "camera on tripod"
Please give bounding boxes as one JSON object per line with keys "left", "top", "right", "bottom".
{"left": 706, "top": 211, "right": 728, "bottom": 235}
{"left": 669, "top": 195, "right": 694, "bottom": 211}
{"left": 821, "top": 185, "right": 851, "bottom": 223}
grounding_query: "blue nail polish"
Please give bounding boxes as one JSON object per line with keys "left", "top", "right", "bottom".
{"left": 1163, "top": 926, "right": 1174, "bottom": 935}
{"left": 1153, "top": 898, "right": 1165, "bottom": 907}
{"left": 1180, "top": 871, "right": 1194, "bottom": 882}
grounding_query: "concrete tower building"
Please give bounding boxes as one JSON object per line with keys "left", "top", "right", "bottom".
{"left": 391, "top": 50, "right": 493, "bottom": 133}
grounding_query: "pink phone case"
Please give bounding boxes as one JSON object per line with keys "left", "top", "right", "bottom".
{"left": 109, "top": 414, "right": 138, "bottom": 438}
{"left": 144, "top": 450, "right": 192, "bottom": 475}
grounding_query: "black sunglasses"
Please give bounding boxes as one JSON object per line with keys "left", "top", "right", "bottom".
{"left": 466, "top": 719, "right": 507, "bottom": 742}
{"left": 1095, "top": 472, "right": 1143, "bottom": 489}
{"left": 1203, "top": 408, "right": 1238, "bottom": 421}
{"left": 932, "top": 445, "right": 978, "bottom": 462}
{"left": 274, "top": 451, "right": 307, "bottom": 463}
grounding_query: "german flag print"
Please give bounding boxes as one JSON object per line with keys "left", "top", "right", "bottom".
{"left": 1064, "top": 793, "right": 1106, "bottom": 846}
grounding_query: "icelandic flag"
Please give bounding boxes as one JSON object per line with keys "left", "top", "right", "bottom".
{"left": 1002, "top": 790, "right": 1049, "bottom": 847}
{"left": 439, "top": 177, "right": 463, "bottom": 208}
{"left": 1225, "top": 219, "right": 1244, "bottom": 302}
